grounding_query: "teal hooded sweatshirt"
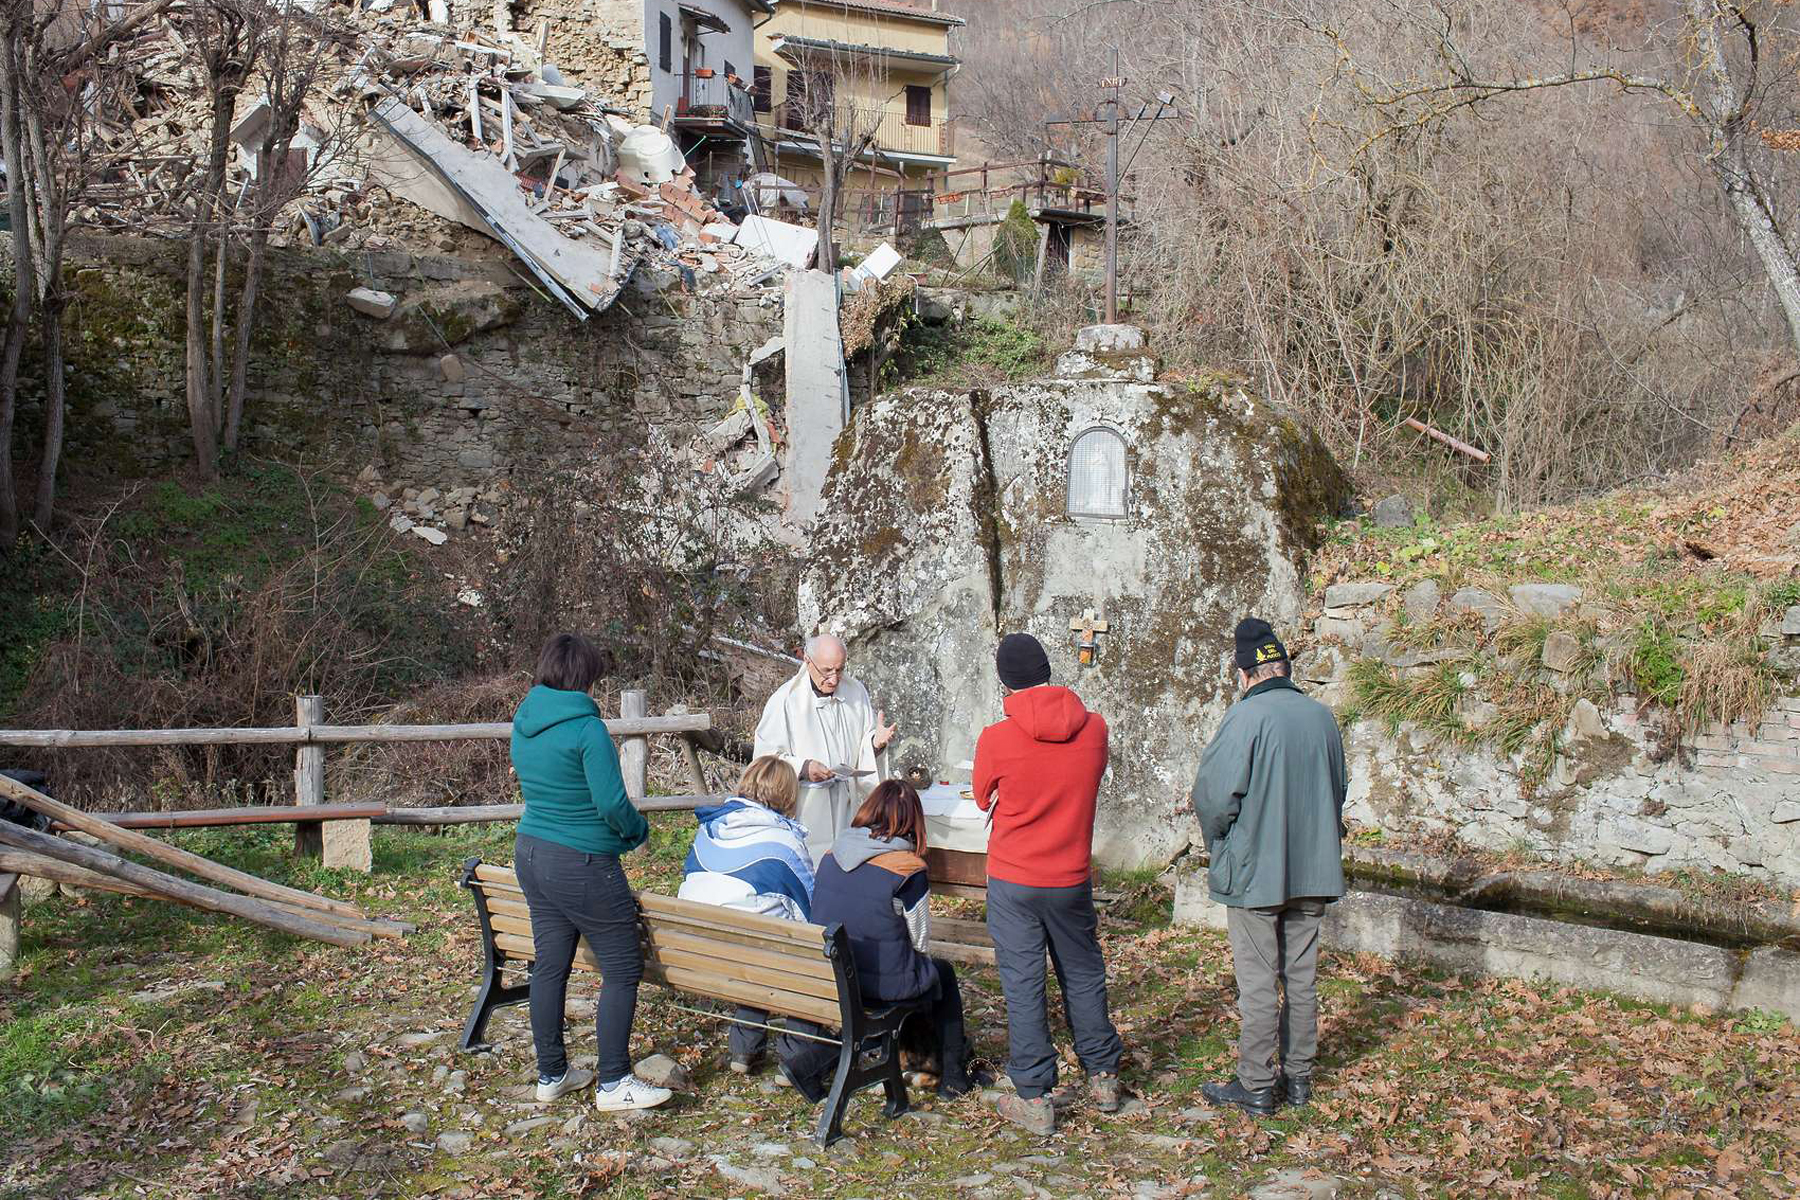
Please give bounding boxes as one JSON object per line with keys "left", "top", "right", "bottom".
{"left": 511, "top": 685, "right": 648, "bottom": 856}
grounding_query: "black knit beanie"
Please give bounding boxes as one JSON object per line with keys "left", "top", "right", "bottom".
{"left": 1234, "top": 618, "right": 1288, "bottom": 672}
{"left": 996, "top": 632, "right": 1052, "bottom": 689}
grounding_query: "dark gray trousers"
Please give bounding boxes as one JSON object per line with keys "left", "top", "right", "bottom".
{"left": 1225, "top": 898, "right": 1327, "bottom": 1091}
{"left": 986, "top": 876, "right": 1123, "bottom": 1098}
{"left": 514, "top": 833, "right": 642, "bottom": 1085}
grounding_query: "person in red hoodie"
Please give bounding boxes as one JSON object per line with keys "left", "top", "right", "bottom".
{"left": 973, "top": 632, "right": 1124, "bottom": 1135}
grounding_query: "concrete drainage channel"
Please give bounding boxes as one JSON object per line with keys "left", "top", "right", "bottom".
{"left": 1171, "top": 863, "right": 1800, "bottom": 1021}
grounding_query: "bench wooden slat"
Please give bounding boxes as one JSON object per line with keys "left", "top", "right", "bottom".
{"left": 647, "top": 925, "right": 837, "bottom": 984}
{"left": 482, "top": 913, "right": 838, "bottom": 1000}
{"left": 645, "top": 943, "right": 842, "bottom": 1002}
{"left": 489, "top": 932, "right": 840, "bottom": 1024}
{"left": 650, "top": 962, "right": 841, "bottom": 1026}
{"left": 636, "top": 891, "right": 828, "bottom": 947}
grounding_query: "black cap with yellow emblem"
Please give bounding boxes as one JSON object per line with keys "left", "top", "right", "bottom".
{"left": 1233, "top": 618, "right": 1288, "bottom": 672}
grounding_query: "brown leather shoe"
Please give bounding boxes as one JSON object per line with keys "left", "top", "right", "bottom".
{"left": 1089, "top": 1072, "right": 1124, "bottom": 1113}
{"left": 995, "top": 1093, "right": 1056, "bottom": 1136}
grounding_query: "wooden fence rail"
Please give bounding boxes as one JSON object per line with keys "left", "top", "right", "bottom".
{"left": 0, "top": 689, "right": 716, "bottom": 871}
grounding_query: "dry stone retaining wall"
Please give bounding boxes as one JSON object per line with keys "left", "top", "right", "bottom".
{"left": 1300, "top": 582, "right": 1800, "bottom": 888}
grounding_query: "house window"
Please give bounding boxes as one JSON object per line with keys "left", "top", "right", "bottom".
{"left": 658, "top": 12, "right": 672, "bottom": 72}
{"left": 1066, "top": 427, "right": 1129, "bottom": 519}
{"left": 905, "top": 84, "right": 932, "bottom": 127}
{"left": 752, "top": 65, "right": 772, "bottom": 112}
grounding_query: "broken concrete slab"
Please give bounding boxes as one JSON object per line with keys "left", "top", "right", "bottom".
{"left": 737, "top": 214, "right": 818, "bottom": 270}
{"left": 346, "top": 287, "right": 398, "bottom": 319}
{"left": 411, "top": 525, "right": 448, "bottom": 546}
{"left": 368, "top": 98, "right": 633, "bottom": 318}
{"left": 781, "top": 270, "right": 847, "bottom": 530}
{"left": 706, "top": 408, "right": 753, "bottom": 451}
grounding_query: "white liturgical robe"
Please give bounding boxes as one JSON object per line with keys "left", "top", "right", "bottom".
{"left": 753, "top": 667, "right": 888, "bottom": 860}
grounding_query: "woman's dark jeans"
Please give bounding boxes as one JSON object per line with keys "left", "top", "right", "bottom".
{"left": 783, "top": 958, "right": 972, "bottom": 1097}
{"left": 514, "top": 833, "right": 642, "bottom": 1085}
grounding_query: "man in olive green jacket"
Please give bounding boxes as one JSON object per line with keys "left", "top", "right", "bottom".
{"left": 1189, "top": 618, "right": 1347, "bottom": 1116}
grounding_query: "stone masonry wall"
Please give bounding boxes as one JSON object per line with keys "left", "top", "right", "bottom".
{"left": 1296, "top": 580, "right": 1800, "bottom": 887}
{"left": 8, "top": 235, "right": 782, "bottom": 521}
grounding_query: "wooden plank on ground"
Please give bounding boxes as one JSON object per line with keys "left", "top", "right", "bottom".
{"left": 0, "top": 820, "right": 370, "bottom": 947}
{"left": 0, "top": 772, "right": 380, "bottom": 926}
{"left": 0, "top": 851, "right": 155, "bottom": 899}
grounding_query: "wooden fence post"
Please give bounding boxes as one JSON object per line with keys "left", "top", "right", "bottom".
{"left": 294, "top": 695, "right": 324, "bottom": 858}
{"left": 620, "top": 690, "right": 648, "bottom": 802}
{"left": 0, "top": 875, "right": 19, "bottom": 981}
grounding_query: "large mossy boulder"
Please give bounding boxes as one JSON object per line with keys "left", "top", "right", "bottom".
{"left": 800, "top": 358, "right": 1351, "bottom": 867}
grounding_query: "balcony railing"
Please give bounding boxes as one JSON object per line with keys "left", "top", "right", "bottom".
{"left": 765, "top": 100, "right": 952, "bottom": 160}
{"left": 674, "top": 73, "right": 756, "bottom": 130}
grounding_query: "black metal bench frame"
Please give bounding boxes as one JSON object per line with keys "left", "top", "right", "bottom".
{"left": 457, "top": 856, "right": 923, "bottom": 1147}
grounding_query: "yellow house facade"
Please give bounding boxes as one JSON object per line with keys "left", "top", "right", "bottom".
{"left": 751, "top": 0, "right": 963, "bottom": 228}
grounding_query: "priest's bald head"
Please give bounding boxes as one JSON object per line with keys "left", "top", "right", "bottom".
{"left": 804, "top": 634, "right": 848, "bottom": 696}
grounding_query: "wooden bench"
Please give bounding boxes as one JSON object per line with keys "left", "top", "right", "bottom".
{"left": 459, "top": 859, "right": 926, "bottom": 1146}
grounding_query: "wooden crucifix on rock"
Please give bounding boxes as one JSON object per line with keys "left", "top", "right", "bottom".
{"left": 1070, "top": 608, "right": 1109, "bottom": 666}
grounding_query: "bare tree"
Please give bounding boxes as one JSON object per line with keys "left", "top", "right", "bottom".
{"left": 782, "top": 50, "right": 901, "bottom": 273}
{"left": 1306, "top": 0, "right": 1800, "bottom": 360}
{"left": 0, "top": 0, "right": 169, "bottom": 544}
{"left": 224, "top": 4, "right": 331, "bottom": 453}
{"left": 183, "top": 0, "right": 259, "bottom": 479}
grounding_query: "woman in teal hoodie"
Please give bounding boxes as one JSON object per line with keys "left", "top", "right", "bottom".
{"left": 510, "top": 633, "right": 670, "bottom": 1112}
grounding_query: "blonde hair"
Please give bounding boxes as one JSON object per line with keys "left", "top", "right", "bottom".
{"left": 735, "top": 756, "right": 800, "bottom": 817}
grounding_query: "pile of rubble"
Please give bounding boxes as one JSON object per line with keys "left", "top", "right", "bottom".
{"left": 75, "top": 6, "right": 818, "bottom": 314}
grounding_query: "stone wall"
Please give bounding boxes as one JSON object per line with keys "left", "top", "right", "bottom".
{"left": 10, "top": 235, "right": 783, "bottom": 521}
{"left": 1300, "top": 581, "right": 1800, "bottom": 888}
{"left": 516, "top": 0, "right": 655, "bottom": 118}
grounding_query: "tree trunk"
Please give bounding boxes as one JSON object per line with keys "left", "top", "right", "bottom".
{"left": 183, "top": 232, "right": 217, "bottom": 476}
{"left": 185, "top": 80, "right": 240, "bottom": 479}
{"left": 30, "top": 289, "right": 63, "bottom": 532}
{"left": 224, "top": 225, "right": 266, "bottom": 452}
{"left": 210, "top": 218, "right": 230, "bottom": 446}
{"left": 0, "top": 50, "right": 31, "bottom": 552}
{"left": 816, "top": 136, "right": 839, "bottom": 274}
{"left": 1713, "top": 143, "right": 1800, "bottom": 360}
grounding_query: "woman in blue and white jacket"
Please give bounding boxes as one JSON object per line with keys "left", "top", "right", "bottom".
{"left": 678, "top": 755, "right": 816, "bottom": 1073}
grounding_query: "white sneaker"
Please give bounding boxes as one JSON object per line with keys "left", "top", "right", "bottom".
{"left": 535, "top": 1067, "right": 594, "bottom": 1102}
{"left": 592, "top": 1073, "right": 673, "bottom": 1112}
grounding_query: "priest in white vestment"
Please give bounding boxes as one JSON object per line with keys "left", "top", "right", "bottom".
{"left": 753, "top": 634, "right": 896, "bottom": 860}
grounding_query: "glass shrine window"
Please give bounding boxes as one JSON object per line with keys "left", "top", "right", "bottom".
{"left": 1066, "top": 427, "right": 1128, "bottom": 519}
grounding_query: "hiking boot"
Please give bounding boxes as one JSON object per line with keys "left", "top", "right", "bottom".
{"left": 1089, "top": 1071, "right": 1125, "bottom": 1113}
{"left": 1281, "top": 1073, "right": 1313, "bottom": 1108}
{"left": 995, "top": 1093, "right": 1056, "bottom": 1136}
{"left": 534, "top": 1067, "right": 594, "bottom": 1103}
{"left": 592, "top": 1073, "right": 673, "bottom": 1112}
{"left": 1201, "top": 1077, "right": 1279, "bottom": 1117}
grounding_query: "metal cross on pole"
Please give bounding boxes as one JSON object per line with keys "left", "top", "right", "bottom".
{"left": 1045, "top": 49, "right": 1178, "bottom": 324}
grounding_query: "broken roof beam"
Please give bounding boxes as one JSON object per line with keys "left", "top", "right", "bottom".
{"left": 369, "top": 97, "right": 626, "bottom": 318}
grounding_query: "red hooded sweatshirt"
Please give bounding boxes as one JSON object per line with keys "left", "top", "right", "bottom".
{"left": 972, "top": 685, "right": 1109, "bottom": 888}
